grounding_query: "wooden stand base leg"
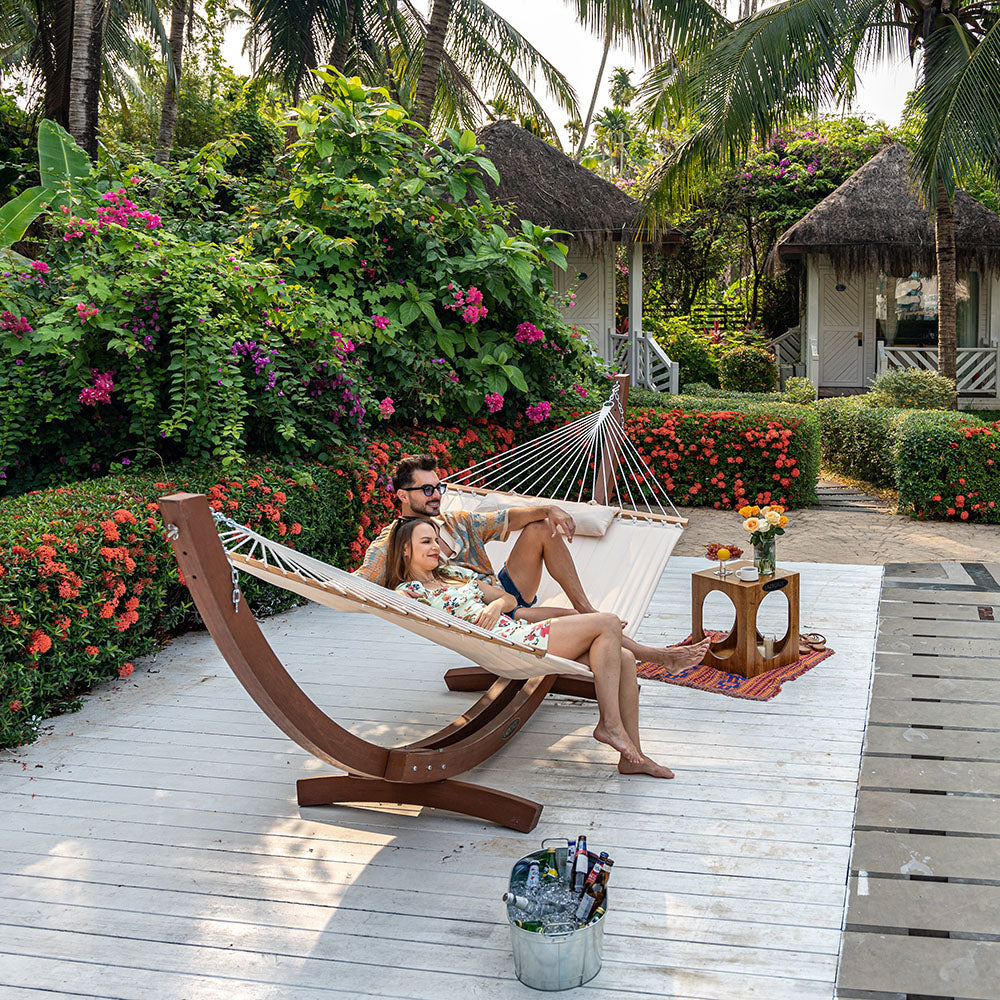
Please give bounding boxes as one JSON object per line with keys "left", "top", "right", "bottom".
{"left": 297, "top": 774, "right": 543, "bottom": 833}
{"left": 444, "top": 666, "right": 599, "bottom": 701}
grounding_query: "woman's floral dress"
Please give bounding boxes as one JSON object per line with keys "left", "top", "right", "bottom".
{"left": 396, "top": 565, "right": 552, "bottom": 651}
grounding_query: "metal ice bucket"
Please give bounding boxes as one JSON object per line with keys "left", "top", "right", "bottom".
{"left": 505, "top": 844, "right": 607, "bottom": 991}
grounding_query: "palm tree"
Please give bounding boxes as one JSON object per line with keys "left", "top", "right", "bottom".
{"left": 0, "top": 0, "right": 169, "bottom": 150}
{"left": 154, "top": 0, "right": 193, "bottom": 163}
{"left": 246, "top": 0, "right": 579, "bottom": 134}
{"left": 642, "top": 0, "right": 1000, "bottom": 388}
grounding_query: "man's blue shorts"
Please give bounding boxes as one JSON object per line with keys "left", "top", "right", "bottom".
{"left": 497, "top": 564, "right": 538, "bottom": 609}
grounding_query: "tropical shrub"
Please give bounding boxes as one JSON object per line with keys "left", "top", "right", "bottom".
{"left": 718, "top": 345, "right": 779, "bottom": 393}
{"left": 254, "top": 71, "right": 608, "bottom": 421}
{"left": 898, "top": 415, "right": 1000, "bottom": 522}
{"left": 627, "top": 401, "right": 819, "bottom": 509}
{"left": 866, "top": 367, "right": 957, "bottom": 410}
{"left": 650, "top": 317, "right": 720, "bottom": 387}
{"left": 783, "top": 376, "right": 817, "bottom": 405}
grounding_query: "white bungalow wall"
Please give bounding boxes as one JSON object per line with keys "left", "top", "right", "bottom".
{"left": 553, "top": 247, "right": 615, "bottom": 362}
{"left": 805, "top": 254, "right": 999, "bottom": 399}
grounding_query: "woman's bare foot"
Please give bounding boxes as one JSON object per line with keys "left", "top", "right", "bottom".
{"left": 635, "top": 637, "right": 711, "bottom": 673}
{"left": 618, "top": 755, "right": 675, "bottom": 778}
{"left": 593, "top": 722, "right": 643, "bottom": 764}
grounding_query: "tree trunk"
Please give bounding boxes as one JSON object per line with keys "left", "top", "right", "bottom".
{"left": 67, "top": 0, "right": 103, "bottom": 157}
{"left": 576, "top": 26, "right": 612, "bottom": 157}
{"left": 154, "top": 0, "right": 188, "bottom": 165}
{"left": 330, "top": 0, "right": 357, "bottom": 70}
{"left": 411, "top": 0, "right": 453, "bottom": 130}
{"left": 935, "top": 179, "right": 958, "bottom": 401}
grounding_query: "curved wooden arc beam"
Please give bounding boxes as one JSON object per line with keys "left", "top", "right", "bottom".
{"left": 158, "top": 493, "right": 551, "bottom": 831}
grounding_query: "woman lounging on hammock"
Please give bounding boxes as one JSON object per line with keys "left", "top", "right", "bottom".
{"left": 386, "top": 517, "right": 678, "bottom": 779}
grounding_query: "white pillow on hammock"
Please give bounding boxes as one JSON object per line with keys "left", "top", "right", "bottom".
{"left": 474, "top": 491, "right": 620, "bottom": 538}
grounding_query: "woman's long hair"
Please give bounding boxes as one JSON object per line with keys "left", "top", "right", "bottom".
{"left": 385, "top": 517, "right": 460, "bottom": 590}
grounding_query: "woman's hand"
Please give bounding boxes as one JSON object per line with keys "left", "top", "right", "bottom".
{"left": 474, "top": 599, "right": 507, "bottom": 631}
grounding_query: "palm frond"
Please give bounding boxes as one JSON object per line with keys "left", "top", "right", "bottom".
{"left": 914, "top": 13, "right": 1000, "bottom": 203}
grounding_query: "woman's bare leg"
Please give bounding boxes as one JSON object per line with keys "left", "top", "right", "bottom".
{"left": 614, "top": 650, "right": 674, "bottom": 778}
{"left": 546, "top": 613, "right": 642, "bottom": 764}
{"left": 516, "top": 606, "right": 710, "bottom": 673}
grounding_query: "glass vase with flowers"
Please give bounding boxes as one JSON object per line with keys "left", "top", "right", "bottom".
{"left": 739, "top": 504, "right": 789, "bottom": 576}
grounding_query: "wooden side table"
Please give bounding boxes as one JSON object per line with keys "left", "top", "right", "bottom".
{"left": 691, "top": 562, "right": 800, "bottom": 678}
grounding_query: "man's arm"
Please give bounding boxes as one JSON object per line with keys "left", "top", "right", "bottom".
{"left": 506, "top": 504, "right": 576, "bottom": 541}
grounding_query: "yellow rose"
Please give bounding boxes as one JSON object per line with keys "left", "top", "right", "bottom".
{"left": 765, "top": 510, "right": 781, "bottom": 526}
{"left": 743, "top": 517, "right": 761, "bottom": 532}
{"left": 779, "top": 515, "right": 788, "bottom": 527}
{"left": 738, "top": 505, "right": 753, "bottom": 518}
{"left": 771, "top": 504, "right": 785, "bottom": 514}
{"left": 750, "top": 506, "right": 760, "bottom": 516}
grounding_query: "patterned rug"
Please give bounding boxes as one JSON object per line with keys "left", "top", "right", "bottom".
{"left": 637, "top": 631, "right": 834, "bottom": 701}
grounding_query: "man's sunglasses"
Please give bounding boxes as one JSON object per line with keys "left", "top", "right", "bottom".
{"left": 400, "top": 483, "right": 448, "bottom": 497}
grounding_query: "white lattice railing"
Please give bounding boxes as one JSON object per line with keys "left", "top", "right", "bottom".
{"left": 609, "top": 331, "right": 630, "bottom": 372}
{"left": 644, "top": 336, "right": 680, "bottom": 394}
{"left": 771, "top": 326, "right": 802, "bottom": 366}
{"left": 877, "top": 343, "right": 1000, "bottom": 396}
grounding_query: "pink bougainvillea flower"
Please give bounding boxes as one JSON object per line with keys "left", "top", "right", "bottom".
{"left": 515, "top": 321, "right": 545, "bottom": 344}
{"left": 378, "top": 397, "right": 395, "bottom": 417}
{"left": 371, "top": 314, "right": 390, "bottom": 330}
{"left": 525, "top": 401, "right": 552, "bottom": 424}
{"left": 485, "top": 393, "right": 504, "bottom": 413}
{"left": 75, "top": 302, "right": 99, "bottom": 323}
{"left": 30, "top": 261, "right": 50, "bottom": 274}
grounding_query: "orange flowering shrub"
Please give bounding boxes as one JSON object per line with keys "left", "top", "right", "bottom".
{"left": 626, "top": 403, "right": 820, "bottom": 509}
{"left": 897, "top": 413, "right": 1000, "bottom": 522}
{"left": 0, "top": 463, "right": 348, "bottom": 748}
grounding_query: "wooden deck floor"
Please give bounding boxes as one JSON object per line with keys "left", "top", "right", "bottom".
{"left": 0, "top": 557, "right": 881, "bottom": 1000}
{"left": 837, "top": 561, "right": 1000, "bottom": 1000}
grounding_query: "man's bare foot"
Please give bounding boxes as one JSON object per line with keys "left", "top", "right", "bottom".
{"left": 635, "top": 637, "right": 711, "bottom": 673}
{"left": 618, "top": 755, "right": 675, "bottom": 779}
{"left": 593, "top": 722, "right": 643, "bottom": 764}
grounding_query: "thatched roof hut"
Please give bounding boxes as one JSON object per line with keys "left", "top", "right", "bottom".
{"left": 476, "top": 120, "right": 680, "bottom": 253}
{"left": 775, "top": 142, "right": 1000, "bottom": 276}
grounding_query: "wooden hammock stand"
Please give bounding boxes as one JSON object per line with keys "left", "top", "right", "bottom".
{"left": 158, "top": 374, "right": 659, "bottom": 833}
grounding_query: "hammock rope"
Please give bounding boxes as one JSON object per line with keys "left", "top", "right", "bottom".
{"left": 448, "top": 381, "right": 679, "bottom": 518}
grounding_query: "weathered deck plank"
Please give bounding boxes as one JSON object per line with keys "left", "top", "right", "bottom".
{"left": 0, "top": 557, "right": 880, "bottom": 999}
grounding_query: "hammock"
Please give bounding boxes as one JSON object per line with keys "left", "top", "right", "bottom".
{"left": 156, "top": 375, "right": 688, "bottom": 831}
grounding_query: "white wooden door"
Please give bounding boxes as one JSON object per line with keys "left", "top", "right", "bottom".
{"left": 818, "top": 269, "right": 866, "bottom": 387}
{"left": 554, "top": 252, "right": 609, "bottom": 360}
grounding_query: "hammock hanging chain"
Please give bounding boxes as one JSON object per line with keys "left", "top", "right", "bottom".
{"left": 211, "top": 510, "right": 244, "bottom": 614}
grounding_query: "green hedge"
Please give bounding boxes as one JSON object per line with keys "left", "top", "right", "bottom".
{"left": 817, "top": 397, "right": 974, "bottom": 488}
{"left": 897, "top": 414, "right": 1000, "bottom": 521}
{"left": 626, "top": 400, "right": 820, "bottom": 509}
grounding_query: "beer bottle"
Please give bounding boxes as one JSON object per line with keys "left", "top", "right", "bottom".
{"left": 502, "top": 892, "right": 531, "bottom": 911}
{"left": 575, "top": 879, "right": 606, "bottom": 924}
{"left": 564, "top": 839, "right": 576, "bottom": 881}
{"left": 526, "top": 861, "right": 541, "bottom": 892}
{"left": 542, "top": 846, "right": 559, "bottom": 882}
{"left": 580, "top": 861, "right": 605, "bottom": 895}
{"left": 571, "top": 835, "right": 589, "bottom": 892}
{"left": 598, "top": 858, "right": 614, "bottom": 888}
{"left": 514, "top": 919, "right": 544, "bottom": 933}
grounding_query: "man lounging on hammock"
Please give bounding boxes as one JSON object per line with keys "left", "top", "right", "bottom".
{"left": 357, "top": 454, "right": 709, "bottom": 672}
{"left": 386, "top": 517, "right": 676, "bottom": 778}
